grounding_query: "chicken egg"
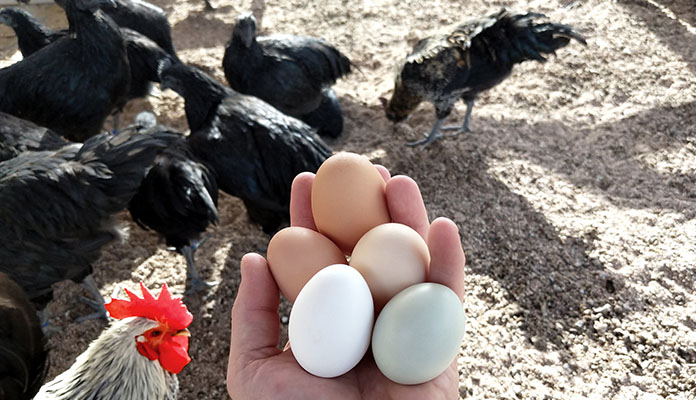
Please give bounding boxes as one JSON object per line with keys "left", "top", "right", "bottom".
{"left": 349, "top": 223, "right": 430, "bottom": 312}
{"left": 311, "top": 152, "right": 391, "bottom": 254}
{"left": 267, "top": 227, "right": 346, "bottom": 303}
{"left": 289, "top": 264, "right": 374, "bottom": 378}
{"left": 372, "top": 283, "right": 466, "bottom": 385}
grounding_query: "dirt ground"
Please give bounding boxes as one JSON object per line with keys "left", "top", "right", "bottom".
{"left": 1, "top": 0, "right": 695, "bottom": 398}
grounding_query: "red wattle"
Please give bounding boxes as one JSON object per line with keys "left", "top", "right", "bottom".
{"left": 157, "top": 336, "right": 191, "bottom": 374}
{"left": 137, "top": 341, "right": 159, "bottom": 361}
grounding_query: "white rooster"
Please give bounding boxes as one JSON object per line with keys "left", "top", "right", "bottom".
{"left": 35, "top": 282, "right": 193, "bottom": 400}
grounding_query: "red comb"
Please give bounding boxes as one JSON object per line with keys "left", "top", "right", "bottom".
{"left": 105, "top": 282, "right": 193, "bottom": 330}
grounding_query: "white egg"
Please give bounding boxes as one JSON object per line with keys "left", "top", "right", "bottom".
{"left": 372, "top": 283, "right": 466, "bottom": 385}
{"left": 289, "top": 264, "right": 374, "bottom": 378}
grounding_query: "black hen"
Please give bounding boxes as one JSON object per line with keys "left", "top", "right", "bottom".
{"left": 383, "top": 9, "right": 586, "bottom": 146}
{"left": 0, "top": 129, "right": 174, "bottom": 317}
{"left": 223, "top": 12, "right": 352, "bottom": 138}
{"left": 0, "top": 112, "right": 68, "bottom": 162}
{"left": 0, "top": 7, "right": 63, "bottom": 57}
{"left": 0, "top": 7, "right": 172, "bottom": 120}
{"left": 159, "top": 61, "right": 332, "bottom": 234}
{"left": 127, "top": 114, "right": 219, "bottom": 292}
{"left": 0, "top": 0, "right": 130, "bottom": 142}
{"left": 0, "top": 272, "right": 48, "bottom": 400}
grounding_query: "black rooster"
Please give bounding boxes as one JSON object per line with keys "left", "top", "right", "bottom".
{"left": 223, "top": 12, "right": 352, "bottom": 138}
{"left": 0, "top": 129, "right": 174, "bottom": 319}
{"left": 0, "top": 112, "right": 68, "bottom": 162}
{"left": 0, "top": 272, "right": 48, "bottom": 400}
{"left": 382, "top": 9, "right": 586, "bottom": 146}
{"left": 159, "top": 61, "right": 332, "bottom": 234}
{"left": 0, "top": 0, "right": 130, "bottom": 142}
{"left": 127, "top": 113, "right": 220, "bottom": 293}
{"left": 0, "top": 7, "right": 173, "bottom": 126}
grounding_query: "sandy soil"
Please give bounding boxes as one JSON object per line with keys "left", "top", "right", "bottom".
{"left": 1, "top": 0, "right": 695, "bottom": 398}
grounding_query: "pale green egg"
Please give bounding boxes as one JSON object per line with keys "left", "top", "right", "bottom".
{"left": 372, "top": 282, "right": 466, "bottom": 385}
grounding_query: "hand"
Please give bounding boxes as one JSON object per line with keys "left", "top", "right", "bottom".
{"left": 227, "top": 167, "right": 466, "bottom": 400}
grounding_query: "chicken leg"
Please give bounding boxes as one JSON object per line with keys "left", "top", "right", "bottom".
{"left": 441, "top": 98, "right": 475, "bottom": 134}
{"left": 181, "top": 238, "right": 219, "bottom": 294}
{"left": 75, "top": 275, "right": 108, "bottom": 322}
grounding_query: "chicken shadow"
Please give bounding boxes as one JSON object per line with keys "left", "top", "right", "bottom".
{"left": 616, "top": 0, "right": 696, "bottom": 74}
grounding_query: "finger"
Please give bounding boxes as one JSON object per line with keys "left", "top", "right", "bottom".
{"left": 289, "top": 172, "right": 317, "bottom": 230}
{"left": 229, "top": 253, "right": 282, "bottom": 369}
{"left": 385, "top": 175, "right": 429, "bottom": 239}
{"left": 427, "top": 217, "right": 466, "bottom": 300}
{"left": 374, "top": 164, "right": 391, "bottom": 182}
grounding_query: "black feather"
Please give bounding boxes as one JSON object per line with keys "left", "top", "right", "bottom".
{"left": 0, "top": 272, "right": 48, "bottom": 400}
{"left": 160, "top": 62, "right": 332, "bottom": 233}
{"left": 385, "top": 9, "right": 586, "bottom": 135}
{"left": 103, "top": 0, "right": 177, "bottom": 56}
{"left": 223, "top": 12, "right": 351, "bottom": 137}
{"left": 0, "top": 112, "right": 69, "bottom": 162}
{"left": 0, "top": 8, "right": 172, "bottom": 112}
{"left": 0, "top": 0, "right": 130, "bottom": 142}
{"left": 0, "top": 129, "right": 175, "bottom": 305}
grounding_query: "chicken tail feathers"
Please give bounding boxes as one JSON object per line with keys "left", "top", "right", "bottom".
{"left": 468, "top": 10, "right": 586, "bottom": 65}
{"left": 75, "top": 130, "right": 178, "bottom": 214}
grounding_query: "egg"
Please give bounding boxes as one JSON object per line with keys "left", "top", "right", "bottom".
{"left": 267, "top": 227, "right": 346, "bottom": 303}
{"left": 289, "top": 264, "right": 374, "bottom": 378}
{"left": 372, "top": 283, "right": 466, "bottom": 385}
{"left": 350, "top": 223, "right": 430, "bottom": 311}
{"left": 311, "top": 152, "right": 391, "bottom": 254}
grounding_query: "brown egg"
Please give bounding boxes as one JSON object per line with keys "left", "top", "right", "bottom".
{"left": 311, "top": 152, "right": 391, "bottom": 254}
{"left": 267, "top": 227, "right": 347, "bottom": 303}
{"left": 350, "top": 223, "right": 430, "bottom": 312}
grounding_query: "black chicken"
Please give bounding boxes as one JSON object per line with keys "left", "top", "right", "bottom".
{"left": 0, "top": 129, "right": 174, "bottom": 319}
{"left": 0, "top": 112, "right": 68, "bottom": 162}
{"left": 223, "top": 12, "right": 352, "bottom": 138}
{"left": 0, "top": 7, "right": 173, "bottom": 125}
{"left": 103, "top": 0, "right": 178, "bottom": 57}
{"left": 382, "top": 9, "right": 586, "bottom": 146}
{"left": 0, "top": 272, "right": 48, "bottom": 400}
{"left": 127, "top": 113, "right": 219, "bottom": 293}
{"left": 159, "top": 61, "right": 332, "bottom": 234}
{"left": 0, "top": 0, "right": 130, "bottom": 142}
{"left": 0, "top": 7, "right": 64, "bottom": 57}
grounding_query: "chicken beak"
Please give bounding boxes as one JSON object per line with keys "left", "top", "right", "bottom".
{"left": 174, "top": 328, "right": 191, "bottom": 337}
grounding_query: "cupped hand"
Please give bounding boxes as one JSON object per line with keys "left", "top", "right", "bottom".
{"left": 227, "top": 168, "right": 466, "bottom": 400}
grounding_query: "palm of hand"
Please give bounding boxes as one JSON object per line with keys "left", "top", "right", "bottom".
{"left": 227, "top": 169, "right": 465, "bottom": 400}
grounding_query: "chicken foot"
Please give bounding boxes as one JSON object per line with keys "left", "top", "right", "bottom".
{"left": 440, "top": 98, "right": 474, "bottom": 134}
{"left": 74, "top": 275, "right": 108, "bottom": 322}
{"left": 181, "top": 238, "right": 219, "bottom": 294}
{"left": 407, "top": 99, "right": 474, "bottom": 147}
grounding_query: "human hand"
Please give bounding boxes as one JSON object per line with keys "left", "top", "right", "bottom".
{"left": 227, "top": 167, "right": 466, "bottom": 400}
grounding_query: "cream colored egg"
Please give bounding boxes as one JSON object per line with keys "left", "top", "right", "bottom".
{"left": 289, "top": 264, "right": 374, "bottom": 378}
{"left": 267, "top": 227, "right": 346, "bottom": 303}
{"left": 311, "top": 152, "right": 391, "bottom": 254}
{"left": 372, "top": 283, "right": 466, "bottom": 385}
{"left": 350, "top": 223, "right": 430, "bottom": 311}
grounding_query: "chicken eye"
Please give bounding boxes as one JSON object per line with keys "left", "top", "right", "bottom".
{"left": 151, "top": 330, "right": 162, "bottom": 337}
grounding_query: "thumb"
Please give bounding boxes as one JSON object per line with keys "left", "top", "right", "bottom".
{"left": 228, "top": 253, "right": 282, "bottom": 375}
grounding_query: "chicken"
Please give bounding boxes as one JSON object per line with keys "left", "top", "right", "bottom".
{"left": 0, "top": 0, "right": 130, "bottom": 142}
{"left": 223, "top": 12, "right": 352, "bottom": 138}
{"left": 103, "top": 0, "right": 178, "bottom": 56}
{"left": 127, "top": 113, "right": 219, "bottom": 293}
{"left": 382, "top": 9, "right": 587, "bottom": 146}
{"left": 0, "top": 272, "right": 48, "bottom": 400}
{"left": 0, "top": 6, "right": 173, "bottom": 127}
{"left": 0, "top": 112, "right": 68, "bottom": 162}
{"left": 0, "top": 128, "right": 174, "bottom": 318}
{"left": 0, "top": 7, "right": 64, "bottom": 57}
{"left": 159, "top": 61, "right": 332, "bottom": 234}
{"left": 34, "top": 282, "right": 192, "bottom": 399}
